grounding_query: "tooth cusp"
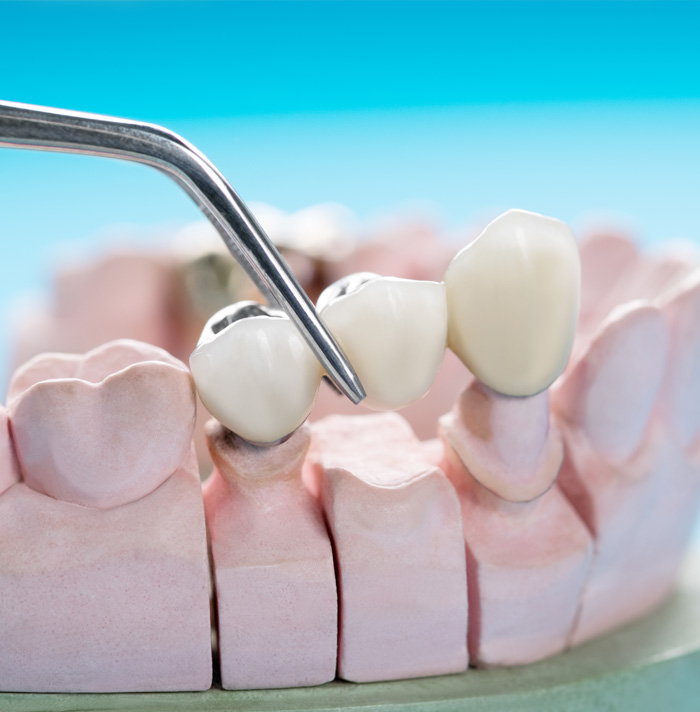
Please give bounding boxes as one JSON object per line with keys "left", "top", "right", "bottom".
{"left": 444, "top": 209, "right": 581, "bottom": 396}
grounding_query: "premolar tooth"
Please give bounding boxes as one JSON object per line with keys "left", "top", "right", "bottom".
{"left": 444, "top": 209, "right": 580, "bottom": 396}
{"left": 318, "top": 274, "right": 447, "bottom": 410}
{"left": 190, "top": 302, "right": 322, "bottom": 444}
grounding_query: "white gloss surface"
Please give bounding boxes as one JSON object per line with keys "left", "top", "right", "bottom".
{"left": 319, "top": 277, "right": 447, "bottom": 411}
{"left": 444, "top": 209, "right": 581, "bottom": 396}
{"left": 190, "top": 316, "right": 322, "bottom": 444}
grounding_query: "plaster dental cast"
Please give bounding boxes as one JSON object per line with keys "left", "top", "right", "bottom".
{"left": 1, "top": 208, "right": 699, "bottom": 692}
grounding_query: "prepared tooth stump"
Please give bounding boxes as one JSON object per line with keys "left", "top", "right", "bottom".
{"left": 439, "top": 380, "right": 593, "bottom": 666}
{"left": 0, "top": 340, "right": 212, "bottom": 693}
{"left": 305, "top": 413, "right": 469, "bottom": 683}
{"left": 203, "top": 421, "right": 337, "bottom": 690}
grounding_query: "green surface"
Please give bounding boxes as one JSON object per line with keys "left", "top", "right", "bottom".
{"left": 2, "top": 556, "right": 700, "bottom": 712}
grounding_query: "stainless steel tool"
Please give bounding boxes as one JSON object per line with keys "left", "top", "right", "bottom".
{"left": 0, "top": 100, "right": 365, "bottom": 404}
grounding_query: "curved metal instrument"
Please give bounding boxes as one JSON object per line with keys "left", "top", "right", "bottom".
{"left": 0, "top": 100, "right": 365, "bottom": 404}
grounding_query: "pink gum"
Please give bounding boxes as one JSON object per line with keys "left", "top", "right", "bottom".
{"left": 203, "top": 421, "right": 337, "bottom": 690}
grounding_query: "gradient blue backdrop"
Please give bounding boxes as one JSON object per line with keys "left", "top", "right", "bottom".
{"left": 2, "top": 1, "right": 700, "bottom": 390}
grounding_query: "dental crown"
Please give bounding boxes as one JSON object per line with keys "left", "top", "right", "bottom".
{"left": 191, "top": 208, "right": 581, "bottom": 444}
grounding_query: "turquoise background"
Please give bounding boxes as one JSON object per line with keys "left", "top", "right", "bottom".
{"left": 2, "top": 1, "right": 700, "bottom": 302}
{"left": 2, "top": 1, "right": 700, "bottom": 301}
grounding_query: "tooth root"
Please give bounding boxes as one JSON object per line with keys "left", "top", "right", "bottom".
{"left": 658, "top": 271, "right": 700, "bottom": 448}
{"left": 318, "top": 275, "right": 447, "bottom": 411}
{"left": 444, "top": 209, "right": 581, "bottom": 397}
{"left": 190, "top": 305, "right": 322, "bottom": 444}
{"left": 552, "top": 302, "right": 669, "bottom": 462}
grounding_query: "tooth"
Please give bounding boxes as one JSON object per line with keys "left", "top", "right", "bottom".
{"left": 8, "top": 340, "right": 197, "bottom": 509}
{"left": 440, "top": 379, "right": 563, "bottom": 503}
{"left": 444, "top": 209, "right": 580, "bottom": 396}
{"left": 308, "top": 412, "right": 468, "bottom": 682}
{"left": 3, "top": 339, "right": 212, "bottom": 692}
{"left": 190, "top": 302, "right": 322, "bottom": 444}
{"left": 317, "top": 274, "right": 448, "bottom": 411}
{"left": 578, "top": 232, "right": 639, "bottom": 332}
{"left": 552, "top": 301, "right": 668, "bottom": 462}
{"left": 203, "top": 421, "right": 337, "bottom": 689}
{"left": 657, "top": 271, "right": 700, "bottom": 448}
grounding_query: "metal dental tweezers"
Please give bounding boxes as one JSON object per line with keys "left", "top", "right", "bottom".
{"left": 0, "top": 100, "right": 365, "bottom": 404}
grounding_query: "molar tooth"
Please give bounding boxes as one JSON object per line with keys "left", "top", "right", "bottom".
{"left": 7, "top": 340, "right": 196, "bottom": 509}
{"left": 444, "top": 209, "right": 580, "bottom": 396}
{"left": 190, "top": 302, "right": 322, "bottom": 445}
{"left": 318, "top": 274, "right": 447, "bottom": 411}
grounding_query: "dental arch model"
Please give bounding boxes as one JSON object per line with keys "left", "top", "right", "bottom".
{"left": 1, "top": 207, "right": 699, "bottom": 692}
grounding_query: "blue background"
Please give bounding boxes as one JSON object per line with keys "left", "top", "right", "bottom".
{"left": 1, "top": 1, "right": 700, "bottom": 389}
{"left": 2, "top": 2, "right": 700, "bottom": 288}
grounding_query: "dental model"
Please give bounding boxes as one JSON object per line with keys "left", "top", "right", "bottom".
{"left": 4, "top": 203, "right": 700, "bottom": 697}
{"left": 203, "top": 420, "right": 337, "bottom": 689}
{"left": 438, "top": 381, "right": 593, "bottom": 666}
{"left": 0, "top": 340, "right": 211, "bottom": 692}
{"left": 190, "top": 302, "right": 323, "bottom": 444}
{"left": 641, "top": 272, "right": 700, "bottom": 603}
{"left": 317, "top": 273, "right": 448, "bottom": 410}
{"left": 552, "top": 236, "right": 697, "bottom": 644}
{"left": 435, "top": 209, "right": 592, "bottom": 666}
{"left": 306, "top": 413, "right": 468, "bottom": 683}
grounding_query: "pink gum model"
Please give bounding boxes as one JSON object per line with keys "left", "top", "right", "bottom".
{"left": 438, "top": 380, "right": 593, "bottom": 667}
{"left": 0, "top": 340, "right": 211, "bottom": 692}
{"left": 552, "top": 300, "right": 670, "bottom": 645}
{"left": 203, "top": 421, "right": 337, "bottom": 690}
{"left": 611, "top": 272, "right": 700, "bottom": 621}
{"left": 306, "top": 413, "right": 468, "bottom": 683}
